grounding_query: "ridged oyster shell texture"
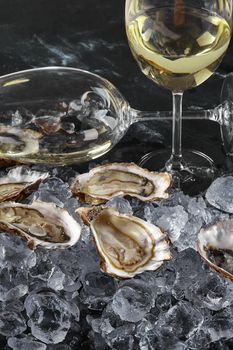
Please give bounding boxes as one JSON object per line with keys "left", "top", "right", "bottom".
{"left": 0, "top": 201, "right": 81, "bottom": 249}
{"left": 197, "top": 219, "right": 233, "bottom": 281}
{"left": 77, "top": 206, "right": 171, "bottom": 278}
{"left": 71, "top": 162, "right": 171, "bottom": 204}
{"left": 0, "top": 166, "right": 49, "bottom": 202}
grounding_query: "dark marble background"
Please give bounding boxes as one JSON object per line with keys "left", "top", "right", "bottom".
{"left": 0, "top": 0, "right": 232, "bottom": 170}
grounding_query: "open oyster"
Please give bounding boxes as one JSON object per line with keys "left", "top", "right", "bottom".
{"left": 77, "top": 206, "right": 171, "bottom": 278}
{"left": 0, "top": 201, "right": 81, "bottom": 249}
{"left": 0, "top": 166, "right": 49, "bottom": 202}
{"left": 197, "top": 219, "right": 233, "bottom": 281}
{"left": 71, "top": 163, "right": 171, "bottom": 204}
{"left": 0, "top": 126, "right": 41, "bottom": 159}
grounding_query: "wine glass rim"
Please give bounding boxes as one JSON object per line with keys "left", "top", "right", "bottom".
{"left": 0, "top": 65, "right": 112, "bottom": 84}
{"left": 0, "top": 65, "right": 128, "bottom": 109}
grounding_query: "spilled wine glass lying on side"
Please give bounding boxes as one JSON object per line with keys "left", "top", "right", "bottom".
{"left": 0, "top": 66, "right": 230, "bottom": 166}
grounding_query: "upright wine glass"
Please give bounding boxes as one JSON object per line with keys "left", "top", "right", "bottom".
{"left": 220, "top": 73, "right": 233, "bottom": 159}
{"left": 126, "top": 0, "right": 232, "bottom": 187}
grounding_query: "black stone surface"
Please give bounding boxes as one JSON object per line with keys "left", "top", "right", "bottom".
{"left": 0, "top": 0, "right": 232, "bottom": 174}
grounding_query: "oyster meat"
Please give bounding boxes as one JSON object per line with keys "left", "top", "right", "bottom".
{"left": 71, "top": 163, "right": 171, "bottom": 204}
{"left": 0, "top": 166, "right": 49, "bottom": 202}
{"left": 197, "top": 219, "right": 233, "bottom": 281}
{"left": 77, "top": 206, "right": 171, "bottom": 278}
{"left": 0, "top": 201, "right": 81, "bottom": 249}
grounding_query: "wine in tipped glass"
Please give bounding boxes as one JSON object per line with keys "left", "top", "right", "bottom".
{"left": 126, "top": 0, "right": 232, "bottom": 188}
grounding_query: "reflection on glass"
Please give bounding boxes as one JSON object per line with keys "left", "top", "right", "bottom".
{"left": 126, "top": 0, "right": 232, "bottom": 188}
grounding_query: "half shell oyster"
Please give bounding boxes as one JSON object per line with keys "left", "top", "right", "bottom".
{"left": 0, "top": 126, "right": 41, "bottom": 158}
{"left": 71, "top": 163, "right": 171, "bottom": 204}
{"left": 197, "top": 219, "right": 233, "bottom": 281}
{"left": 77, "top": 206, "right": 171, "bottom": 278}
{"left": 0, "top": 201, "right": 81, "bottom": 249}
{"left": 0, "top": 166, "right": 49, "bottom": 202}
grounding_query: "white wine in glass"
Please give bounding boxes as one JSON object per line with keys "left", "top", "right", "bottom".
{"left": 126, "top": 0, "right": 232, "bottom": 189}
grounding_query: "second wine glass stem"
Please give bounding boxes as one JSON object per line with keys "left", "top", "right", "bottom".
{"left": 166, "top": 91, "right": 185, "bottom": 171}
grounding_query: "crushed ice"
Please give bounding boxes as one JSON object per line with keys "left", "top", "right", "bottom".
{"left": 1, "top": 168, "right": 233, "bottom": 349}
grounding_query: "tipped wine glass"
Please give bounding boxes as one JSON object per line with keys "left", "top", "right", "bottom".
{"left": 0, "top": 66, "right": 230, "bottom": 173}
{"left": 125, "top": 0, "right": 232, "bottom": 187}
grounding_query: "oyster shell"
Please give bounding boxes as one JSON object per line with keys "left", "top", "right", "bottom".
{"left": 0, "top": 201, "right": 81, "bottom": 249}
{"left": 197, "top": 219, "right": 233, "bottom": 281}
{"left": 77, "top": 206, "right": 171, "bottom": 278}
{"left": 71, "top": 163, "right": 171, "bottom": 204}
{"left": 0, "top": 166, "right": 49, "bottom": 202}
{"left": 0, "top": 159, "right": 19, "bottom": 168}
{"left": 0, "top": 126, "right": 41, "bottom": 158}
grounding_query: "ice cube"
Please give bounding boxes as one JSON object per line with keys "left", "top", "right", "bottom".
{"left": 187, "top": 271, "right": 233, "bottom": 311}
{"left": 0, "top": 300, "right": 24, "bottom": 314}
{"left": 187, "top": 196, "right": 207, "bottom": 217}
{"left": 206, "top": 305, "right": 233, "bottom": 342}
{"left": 80, "top": 271, "right": 117, "bottom": 311}
{"left": 31, "top": 177, "right": 72, "bottom": 207}
{"left": 0, "top": 311, "right": 26, "bottom": 337}
{"left": 106, "top": 197, "right": 133, "bottom": 215}
{"left": 8, "top": 334, "right": 47, "bottom": 350}
{"left": 157, "top": 301, "right": 204, "bottom": 339}
{"left": 88, "top": 331, "right": 108, "bottom": 350}
{"left": 174, "top": 216, "right": 203, "bottom": 252}
{"left": 186, "top": 328, "right": 211, "bottom": 349}
{"left": 163, "top": 190, "right": 191, "bottom": 209}
{"left": 112, "top": 280, "right": 155, "bottom": 323}
{"left": 0, "top": 233, "right": 36, "bottom": 270}
{"left": 155, "top": 292, "right": 172, "bottom": 313}
{"left": 51, "top": 167, "right": 78, "bottom": 184}
{"left": 25, "top": 291, "right": 74, "bottom": 344}
{"left": 60, "top": 122, "right": 75, "bottom": 134}
{"left": 156, "top": 205, "right": 189, "bottom": 242}
{"left": 172, "top": 248, "right": 207, "bottom": 300}
{"left": 0, "top": 267, "right": 28, "bottom": 302}
{"left": 136, "top": 313, "right": 158, "bottom": 350}
{"left": 99, "top": 302, "right": 136, "bottom": 349}
{"left": 47, "top": 345, "right": 72, "bottom": 350}
{"left": 47, "top": 267, "right": 66, "bottom": 291}
{"left": 29, "top": 251, "right": 55, "bottom": 282}
{"left": 144, "top": 204, "right": 189, "bottom": 242}
{"left": 138, "top": 328, "right": 159, "bottom": 350}
{"left": 68, "top": 100, "right": 83, "bottom": 114}
{"left": 104, "top": 324, "right": 135, "bottom": 350}
{"left": 11, "top": 110, "right": 23, "bottom": 127}
{"left": 206, "top": 176, "right": 233, "bottom": 213}
{"left": 50, "top": 240, "right": 99, "bottom": 284}
{"left": 142, "top": 327, "right": 184, "bottom": 350}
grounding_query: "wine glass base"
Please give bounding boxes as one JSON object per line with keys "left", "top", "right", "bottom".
{"left": 139, "top": 149, "right": 216, "bottom": 195}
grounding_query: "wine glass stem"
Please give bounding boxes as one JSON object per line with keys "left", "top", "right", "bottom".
{"left": 166, "top": 92, "right": 185, "bottom": 172}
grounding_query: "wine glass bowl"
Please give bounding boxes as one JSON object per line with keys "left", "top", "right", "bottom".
{"left": 0, "top": 67, "right": 130, "bottom": 165}
{"left": 126, "top": 0, "right": 232, "bottom": 186}
{"left": 126, "top": 5, "right": 230, "bottom": 91}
